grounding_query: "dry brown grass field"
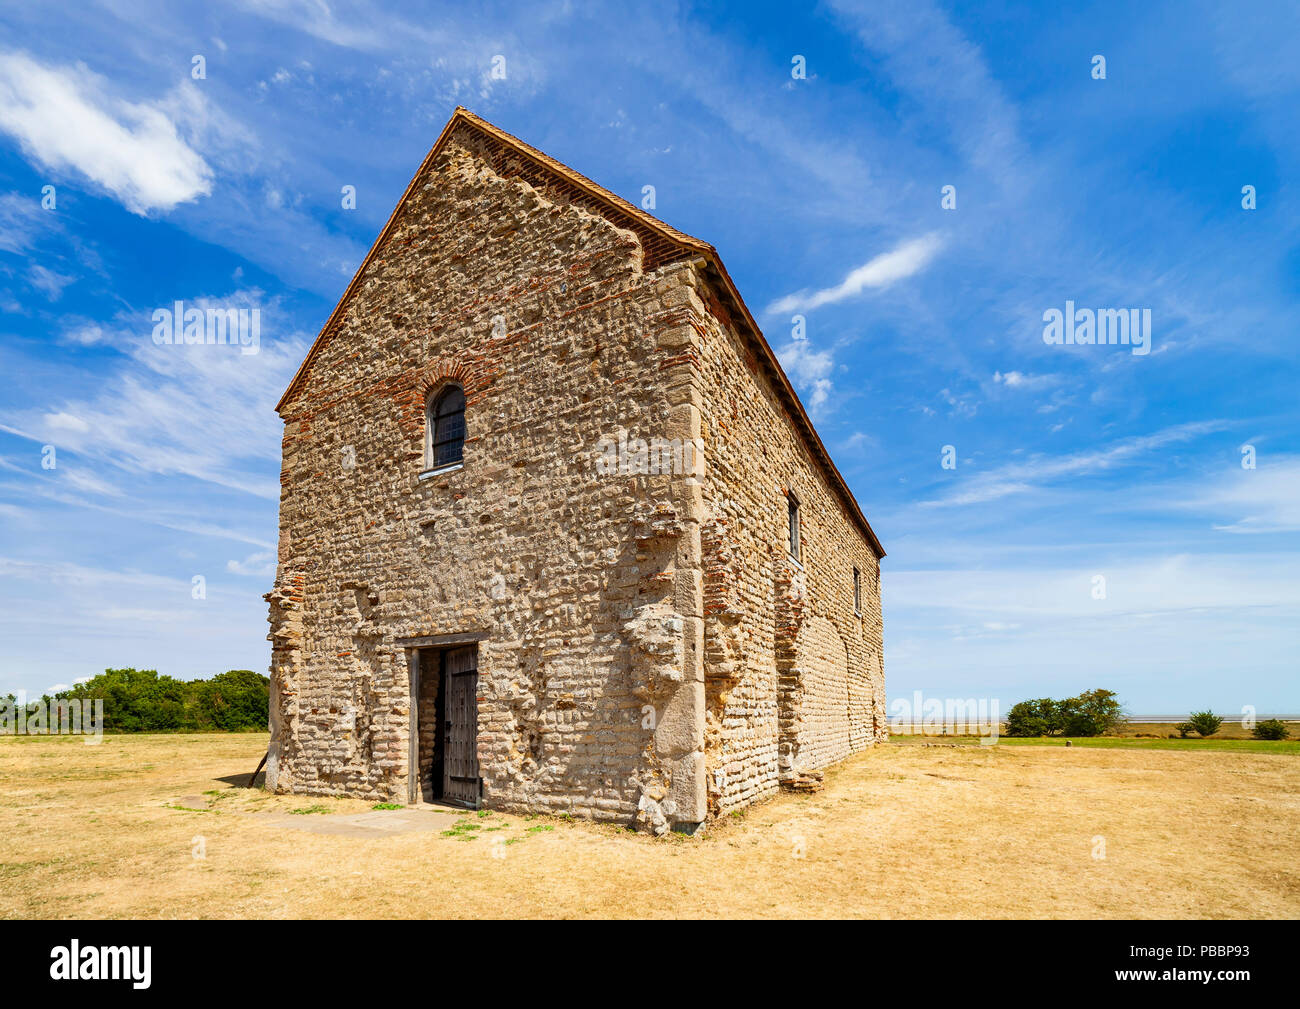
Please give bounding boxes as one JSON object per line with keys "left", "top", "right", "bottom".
{"left": 1, "top": 732, "right": 1296, "bottom": 919}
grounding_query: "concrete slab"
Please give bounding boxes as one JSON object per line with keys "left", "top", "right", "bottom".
{"left": 250, "top": 807, "right": 465, "bottom": 837}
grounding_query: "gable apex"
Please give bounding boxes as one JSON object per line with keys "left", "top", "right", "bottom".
{"left": 275, "top": 107, "right": 711, "bottom": 416}
{"left": 275, "top": 107, "right": 884, "bottom": 558}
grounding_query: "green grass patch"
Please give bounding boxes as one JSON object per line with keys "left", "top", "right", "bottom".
{"left": 372, "top": 802, "right": 404, "bottom": 810}
{"left": 288, "top": 804, "right": 333, "bottom": 815}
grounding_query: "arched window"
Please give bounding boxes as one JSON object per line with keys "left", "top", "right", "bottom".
{"left": 427, "top": 384, "right": 465, "bottom": 469}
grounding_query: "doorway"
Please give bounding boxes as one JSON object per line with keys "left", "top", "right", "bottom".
{"left": 412, "top": 644, "right": 480, "bottom": 808}
{"left": 438, "top": 645, "right": 480, "bottom": 807}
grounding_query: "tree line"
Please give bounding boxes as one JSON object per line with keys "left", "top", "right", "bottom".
{"left": 5, "top": 668, "right": 269, "bottom": 733}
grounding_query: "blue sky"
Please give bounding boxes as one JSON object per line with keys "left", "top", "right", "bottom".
{"left": 0, "top": 1, "right": 1296, "bottom": 714}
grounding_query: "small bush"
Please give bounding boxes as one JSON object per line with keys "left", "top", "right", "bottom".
{"left": 1174, "top": 721, "right": 1195, "bottom": 738}
{"left": 1187, "top": 710, "right": 1222, "bottom": 737}
{"left": 1252, "top": 719, "right": 1290, "bottom": 741}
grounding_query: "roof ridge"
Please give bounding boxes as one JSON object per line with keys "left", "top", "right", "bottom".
{"left": 449, "top": 107, "right": 711, "bottom": 255}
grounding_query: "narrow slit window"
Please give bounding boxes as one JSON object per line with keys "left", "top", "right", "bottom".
{"left": 853, "top": 567, "right": 861, "bottom": 614}
{"left": 428, "top": 385, "right": 466, "bottom": 468}
{"left": 787, "top": 492, "right": 800, "bottom": 562}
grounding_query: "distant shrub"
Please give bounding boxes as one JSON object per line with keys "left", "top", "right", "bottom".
{"left": 1252, "top": 719, "right": 1290, "bottom": 741}
{"left": 1186, "top": 710, "right": 1222, "bottom": 737}
{"left": 1175, "top": 721, "right": 1195, "bottom": 738}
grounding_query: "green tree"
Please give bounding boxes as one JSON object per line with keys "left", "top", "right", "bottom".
{"left": 1005, "top": 697, "right": 1066, "bottom": 737}
{"left": 1186, "top": 710, "right": 1222, "bottom": 737}
{"left": 191, "top": 670, "right": 269, "bottom": 731}
{"left": 1061, "top": 688, "right": 1126, "bottom": 736}
{"left": 1006, "top": 689, "right": 1126, "bottom": 738}
{"left": 54, "top": 668, "right": 268, "bottom": 733}
{"left": 59, "top": 668, "right": 184, "bottom": 731}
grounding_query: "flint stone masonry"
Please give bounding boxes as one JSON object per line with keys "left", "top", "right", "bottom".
{"left": 266, "top": 108, "right": 885, "bottom": 833}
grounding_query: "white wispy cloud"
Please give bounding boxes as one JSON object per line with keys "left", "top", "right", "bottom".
{"left": 60, "top": 469, "right": 123, "bottom": 498}
{"left": 767, "top": 233, "right": 943, "bottom": 315}
{"left": 0, "top": 557, "right": 190, "bottom": 592}
{"left": 0, "top": 50, "right": 213, "bottom": 214}
{"left": 882, "top": 547, "right": 1300, "bottom": 711}
{"left": 227, "top": 550, "right": 276, "bottom": 577}
{"left": 992, "top": 370, "right": 1059, "bottom": 391}
{"left": 0, "top": 556, "right": 265, "bottom": 691}
{"left": 0, "top": 472, "right": 276, "bottom": 549}
{"left": 235, "top": 0, "right": 396, "bottom": 51}
{"left": 43, "top": 411, "right": 90, "bottom": 434}
{"left": 27, "top": 263, "right": 74, "bottom": 300}
{"left": 1175, "top": 454, "right": 1300, "bottom": 535}
{"left": 775, "top": 340, "right": 835, "bottom": 414}
{"left": 888, "top": 553, "right": 1300, "bottom": 618}
{"left": 0, "top": 192, "right": 48, "bottom": 253}
{"left": 920, "top": 421, "right": 1227, "bottom": 508}
{"left": 825, "top": 0, "right": 1027, "bottom": 183}
{"left": 0, "top": 289, "right": 304, "bottom": 499}
{"left": 59, "top": 321, "right": 111, "bottom": 346}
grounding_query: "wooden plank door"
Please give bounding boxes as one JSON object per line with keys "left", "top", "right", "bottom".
{"left": 441, "top": 646, "right": 479, "bottom": 807}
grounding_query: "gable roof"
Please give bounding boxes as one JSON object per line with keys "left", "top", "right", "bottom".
{"left": 277, "top": 107, "right": 884, "bottom": 558}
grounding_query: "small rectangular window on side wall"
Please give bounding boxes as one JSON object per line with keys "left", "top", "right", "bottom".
{"left": 787, "top": 493, "right": 800, "bottom": 562}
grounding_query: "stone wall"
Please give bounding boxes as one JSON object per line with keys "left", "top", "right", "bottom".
{"left": 268, "top": 126, "right": 705, "bottom": 824}
{"left": 676, "top": 267, "right": 887, "bottom": 816}
{"left": 786, "top": 615, "right": 853, "bottom": 772}
{"left": 267, "top": 122, "right": 883, "bottom": 829}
